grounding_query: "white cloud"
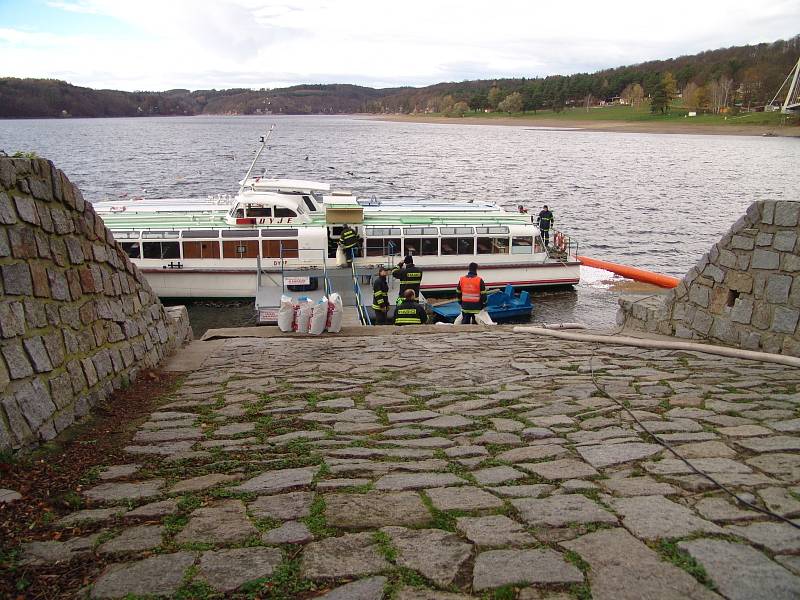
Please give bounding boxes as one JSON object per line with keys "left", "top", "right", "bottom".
{"left": 3, "top": 0, "right": 798, "bottom": 90}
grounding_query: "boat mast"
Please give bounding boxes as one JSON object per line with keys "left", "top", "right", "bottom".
{"left": 239, "top": 124, "right": 276, "bottom": 194}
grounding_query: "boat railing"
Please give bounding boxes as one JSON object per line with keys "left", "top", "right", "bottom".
{"left": 279, "top": 244, "right": 332, "bottom": 296}
{"left": 350, "top": 261, "right": 372, "bottom": 326}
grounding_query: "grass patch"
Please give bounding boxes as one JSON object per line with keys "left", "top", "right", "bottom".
{"left": 485, "top": 585, "right": 517, "bottom": 600}
{"left": 177, "top": 494, "right": 203, "bottom": 512}
{"left": 373, "top": 530, "right": 397, "bottom": 562}
{"left": 302, "top": 495, "right": 335, "bottom": 538}
{"left": 162, "top": 514, "right": 189, "bottom": 536}
{"left": 656, "top": 539, "right": 716, "bottom": 589}
{"left": 563, "top": 549, "right": 591, "bottom": 574}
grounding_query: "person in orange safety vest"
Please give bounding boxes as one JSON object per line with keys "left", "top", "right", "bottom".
{"left": 456, "top": 262, "right": 487, "bottom": 325}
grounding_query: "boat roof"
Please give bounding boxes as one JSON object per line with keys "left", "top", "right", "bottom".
{"left": 243, "top": 178, "right": 331, "bottom": 193}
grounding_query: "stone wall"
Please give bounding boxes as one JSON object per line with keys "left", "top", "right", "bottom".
{"left": 618, "top": 200, "right": 800, "bottom": 356}
{"left": 0, "top": 157, "right": 192, "bottom": 451}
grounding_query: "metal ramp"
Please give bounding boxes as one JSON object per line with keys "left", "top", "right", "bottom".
{"left": 254, "top": 247, "right": 378, "bottom": 327}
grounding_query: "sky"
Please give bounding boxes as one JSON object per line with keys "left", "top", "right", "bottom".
{"left": 1, "top": 0, "right": 798, "bottom": 91}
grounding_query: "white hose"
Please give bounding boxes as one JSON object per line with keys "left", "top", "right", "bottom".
{"left": 512, "top": 326, "right": 800, "bottom": 368}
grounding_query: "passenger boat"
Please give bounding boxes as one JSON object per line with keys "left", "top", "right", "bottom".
{"left": 431, "top": 285, "right": 534, "bottom": 322}
{"left": 94, "top": 129, "right": 581, "bottom": 299}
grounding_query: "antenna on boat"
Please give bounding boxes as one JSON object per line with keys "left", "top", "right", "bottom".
{"left": 239, "top": 124, "right": 275, "bottom": 194}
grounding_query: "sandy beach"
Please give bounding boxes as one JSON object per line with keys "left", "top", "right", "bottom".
{"left": 371, "top": 114, "right": 800, "bottom": 137}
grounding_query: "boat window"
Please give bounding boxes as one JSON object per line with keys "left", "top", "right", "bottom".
{"left": 477, "top": 237, "right": 509, "bottom": 255}
{"left": 182, "top": 230, "right": 220, "bottom": 238}
{"left": 142, "top": 241, "right": 180, "bottom": 259}
{"left": 115, "top": 231, "right": 139, "bottom": 239}
{"left": 263, "top": 239, "right": 299, "bottom": 258}
{"left": 366, "top": 227, "right": 401, "bottom": 236}
{"left": 233, "top": 208, "right": 244, "bottom": 218}
{"left": 246, "top": 204, "right": 271, "bottom": 218}
{"left": 222, "top": 229, "right": 259, "bottom": 237}
{"left": 222, "top": 240, "right": 259, "bottom": 259}
{"left": 441, "top": 237, "right": 474, "bottom": 255}
{"left": 456, "top": 227, "right": 474, "bottom": 235}
{"left": 366, "top": 238, "right": 401, "bottom": 257}
{"left": 489, "top": 226, "right": 509, "bottom": 234}
{"left": 120, "top": 242, "right": 140, "bottom": 258}
{"left": 403, "top": 238, "right": 438, "bottom": 256}
{"left": 142, "top": 231, "right": 179, "bottom": 239}
{"left": 261, "top": 229, "right": 298, "bottom": 237}
{"left": 422, "top": 227, "right": 438, "bottom": 235}
{"left": 302, "top": 196, "right": 317, "bottom": 212}
{"left": 512, "top": 236, "right": 533, "bottom": 254}
{"left": 182, "top": 241, "right": 220, "bottom": 259}
{"left": 274, "top": 207, "right": 297, "bottom": 218}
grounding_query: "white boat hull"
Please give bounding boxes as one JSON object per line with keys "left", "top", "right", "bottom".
{"left": 140, "top": 260, "right": 580, "bottom": 299}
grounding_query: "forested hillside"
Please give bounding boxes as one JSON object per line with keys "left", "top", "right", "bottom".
{"left": 1, "top": 35, "right": 797, "bottom": 118}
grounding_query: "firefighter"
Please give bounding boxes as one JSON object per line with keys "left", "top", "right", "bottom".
{"left": 338, "top": 224, "right": 360, "bottom": 265}
{"left": 536, "top": 205, "right": 554, "bottom": 247}
{"left": 371, "top": 266, "right": 390, "bottom": 325}
{"left": 391, "top": 255, "right": 423, "bottom": 303}
{"left": 394, "top": 289, "right": 428, "bottom": 326}
{"left": 457, "top": 262, "right": 487, "bottom": 324}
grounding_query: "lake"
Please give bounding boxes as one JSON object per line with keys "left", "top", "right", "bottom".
{"left": 2, "top": 115, "right": 798, "bottom": 333}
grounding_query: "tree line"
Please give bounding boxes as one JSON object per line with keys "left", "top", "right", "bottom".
{"left": 1, "top": 35, "right": 797, "bottom": 118}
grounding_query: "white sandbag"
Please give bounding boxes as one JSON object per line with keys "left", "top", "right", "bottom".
{"left": 454, "top": 313, "right": 463, "bottom": 325}
{"left": 297, "top": 299, "right": 314, "bottom": 334}
{"left": 310, "top": 297, "right": 328, "bottom": 335}
{"left": 328, "top": 293, "right": 344, "bottom": 332}
{"left": 277, "top": 295, "right": 295, "bottom": 333}
{"left": 336, "top": 245, "right": 347, "bottom": 267}
{"left": 476, "top": 309, "right": 496, "bottom": 326}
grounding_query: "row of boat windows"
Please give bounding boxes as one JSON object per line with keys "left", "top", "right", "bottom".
{"left": 120, "top": 236, "right": 540, "bottom": 260}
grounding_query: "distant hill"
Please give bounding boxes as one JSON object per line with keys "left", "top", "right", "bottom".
{"left": 1, "top": 35, "right": 797, "bottom": 118}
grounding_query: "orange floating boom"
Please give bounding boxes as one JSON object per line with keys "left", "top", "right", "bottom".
{"left": 577, "top": 255, "right": 680, "bottom": 289}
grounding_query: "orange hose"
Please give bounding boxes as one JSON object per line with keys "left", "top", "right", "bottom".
{"left": 577, "top": 255, "right": 680, "bottom": 289}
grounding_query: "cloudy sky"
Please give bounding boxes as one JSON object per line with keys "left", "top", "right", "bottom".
{"left": 1, "top": 0, "right": 798, "bottom": 91}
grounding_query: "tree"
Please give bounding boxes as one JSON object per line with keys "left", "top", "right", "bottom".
{"left": 446, "top": 101, "right": 469, "bottom": 117}
{"left": 497, "top": 91, "right": 523, "bottom": 113}
{"left": 650, "top": 81, "right": 669, "bottom": 114}
{"left": 682, "top": 82, "right": 701, "bottom": 109}
{"left": 469, "top": 91, "right": 487, "bottom": 112}
{"left": 487, "top": 86, "right": 504, "bottom": 110}
{"left": 662, "top": 72, "right": 678, "bottom": 103}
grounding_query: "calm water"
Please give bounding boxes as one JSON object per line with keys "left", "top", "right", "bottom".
{"left": 2, "top": 115, "right": 798, "bottom": 333}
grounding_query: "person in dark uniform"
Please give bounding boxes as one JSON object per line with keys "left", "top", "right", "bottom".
{"left": 391, "top": 255, "right": 423, "bottom": 303}
{"left": 394, "top": 289, "right": 428, "bottom": 326}
{"left": 537, "top": 205, "right": 554, "bottom": 247}
{"left": 338, "top": 224, "right": 360, "bottom": 265}
{"left": 457, "top": 262, "right": 487, "bottom": 324}
{"left": 371, "top": 266, "right": 390, "bottom": 325}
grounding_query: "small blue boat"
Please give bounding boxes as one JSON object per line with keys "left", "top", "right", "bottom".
{"left": 431, "top": 285, "right": 533, "bottom": 322}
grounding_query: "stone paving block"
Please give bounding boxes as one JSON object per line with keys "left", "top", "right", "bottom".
{"left": 560, "top": 528, "right": 718, "bottom": 600}
{"left": 90, "top": 552, "right": 195, "bottom": 599}
{"left": 132, "top": 427, "right": 202, "bottom": 442}
{"left": 301, "top": 532, "right": 390, "bottom": 579}
{"left": 56, "top": 507, "right": 127, "bottom": 526}
{"left": 169, "top": 473, "right": 241, "bottom": 493}
{"left": 576, "top": 442, "right": 663, "bottom": 468}
{"left": 317, "top": 576, "right": 387, "bottom": 600}
{"left": 316, "top": 478, "right": 371, "bottom": 491}
{"left": 387, "top": 410, "right": 441, "bottom": 423}
{"left": 472, "top": 548, "right": 583, "bottom": 591}
{"left": 693, "top": 497, "right": 762, "bottom": 522}
{"left": 381, "top": 526, "right": 472, "bottom": 587}
{"left": 678, "top": 538, "right": 800, "bottom": 600}
{"left": 374, "top": 472, "right": 466, "bottom": 491}
{"left": 125, "top": 499, "right": 179, "bottom": 518}
{"left": 175, "top": 499, "right": 258, "bottom": 544}
{"left": 83, "top": 479, "right": 165, "bottom": 503}
{"left": 611, "top": 495, "right": 723, "bottom": 540}
{"left": 419, "top": 415, "right": 475, "bottom": 429}
{"left": 725, "top": 522, "right": 800, "bottom": 553}
{"left": 445, "top": 445, "right": 488, "bottom": 458}
{"left": 198, "top": 547, "right": 282, "bottom": 592}
{"left": 22, "top": 532, "right": 104, "bottom": 566}
{"left": 718, "top": 424, "right": 774, "bottom": 437}
{"left": 496, "top": 444, "right": 568, "bottom": 463}
{"left": 426, "top": 486, "right": 504, "bottom": 511}
{"left": 456, "top": 514, "right": 534, "bottom": 547}
{"left": 512, "top": 495, "right": 618, "bottom": 528}
{"left": 98, "top": 464, "right": 141, "bottom": 480}
{"left": 673, "top": 441, "right": 736, "bottom": 458}
{"left": 473, "top": 465, "right": 526, "bottom": 485}
{"left": 213, "top": 422, "right": 256, "bottom": 436}
{"left": 518, "top": 458, "right": 599, "bottom": 480}
{"left": 490, "top": 418, "right": 525, "bottom": 432}
{"left": 600, "top": 477, "right": 678, "bottom": 497}
{"left": 488, "top": 484, "right": 554, "bottom": 498}
{"left": 261, "top": 520, "right": 313, "bottom": 544}
{"left": 233, "top": 466, "right": 316, "bottom": 494}
{"left": 325, "top": 491, "right": 430, "bottom": 528}
{"left": 736, "top": 436, "right": 800, "bottom": 453}
{"left": 746, "top": 453, "right": 800, "bottom": 479}
{"left": 643, "top": 457, "right": 752, "bottom": 475}
{"left": 98, "top": 524, "right": 164, "bottom": 554}
{"left": 394, "top": 586, "right": 477, "bottom": 599}
{"left": 759, "top": 487, "right": 800, "bottom": 517}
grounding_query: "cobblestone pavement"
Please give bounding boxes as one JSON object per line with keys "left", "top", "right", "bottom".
{"left": 21, "top": 330, "right": 800, "bottom": 599}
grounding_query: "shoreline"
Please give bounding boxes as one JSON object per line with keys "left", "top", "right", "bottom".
{"left": 368, "top": 114, "right": 800, "bottom": 137}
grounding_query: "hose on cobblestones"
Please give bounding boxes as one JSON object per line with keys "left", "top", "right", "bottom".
{"left": 512, "top": 327, "right": 800, "bottom": 369}
{"left": 512, "top": 327, "right": 800, "bottom": 528}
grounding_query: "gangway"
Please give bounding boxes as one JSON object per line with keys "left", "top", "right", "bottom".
{"left": 254, "top": 245, "right": 378, "bottom": 327}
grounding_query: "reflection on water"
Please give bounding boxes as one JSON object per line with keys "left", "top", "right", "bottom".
{"left": 3, "top": 115, "right": 797, "bottom": 335}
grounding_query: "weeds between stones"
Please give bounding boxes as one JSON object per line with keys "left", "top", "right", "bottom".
{"left": 654, "top": 539, "right": 716, "bottom": 589}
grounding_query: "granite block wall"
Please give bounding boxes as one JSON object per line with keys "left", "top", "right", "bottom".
{"left": 0, "top": 157, "right": 191, "bottom": 451}
{"left": 618, "top": 200, "right": 800, "bottom": 356}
